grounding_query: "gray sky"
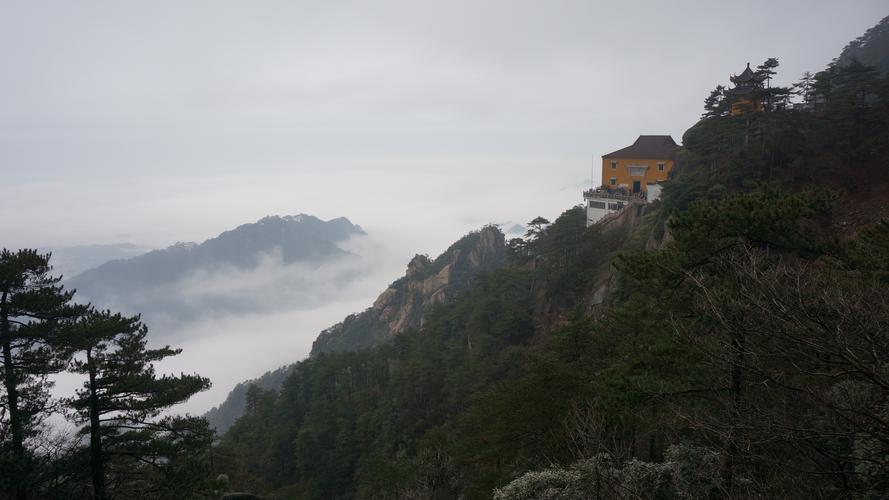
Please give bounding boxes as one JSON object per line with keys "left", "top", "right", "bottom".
{"left": 3, "top": 1, "right": 886, "bottom": 252}
{"left": 4, "top": 0, "right": 886, "bottom": 414}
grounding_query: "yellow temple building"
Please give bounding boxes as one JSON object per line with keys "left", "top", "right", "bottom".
{"left": 600, "top": 135, "right": 678, "bottom": 194}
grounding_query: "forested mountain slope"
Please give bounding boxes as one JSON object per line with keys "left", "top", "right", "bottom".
{"left": 214, "top": 53, "right": 889, "bottom": 499}
{"left": 214, "top": 204, "right": 652, "bottom": 498}
{"left": 838, "top": 15, "right": 889, "bottom": 73}
{"left": 204, "top": 365, "right": 292, "bottom": 434}
{"left": 206, "top": 226, "right": 509, "bottom": 433}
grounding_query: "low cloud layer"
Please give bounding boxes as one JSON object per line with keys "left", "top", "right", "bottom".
{"left": 52, "top": 231, "right": 410, "bottom": 416}
{"left": 73, "top": 237, "right": 376, "bottom": 335}
{"left": 142, "top": 229, "right": 434, "bottom": 414}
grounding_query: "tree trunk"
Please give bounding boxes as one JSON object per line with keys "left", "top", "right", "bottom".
{"left": 720, "top": 330, "right": 745, "bottom": 495}
{"left": 1, "top": 292, "right": 27, "bottom": 500}
{"left": 86, "top": 348, "right": 106, "bottom": 500}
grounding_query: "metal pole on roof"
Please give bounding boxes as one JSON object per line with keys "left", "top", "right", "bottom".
{"left": 591, "top": 154, "right": 594, "bottom": 190}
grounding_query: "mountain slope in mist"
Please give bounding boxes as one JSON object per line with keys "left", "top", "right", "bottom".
{"left": 838, "top": 14, "right": 889, "bottom": 73}
{"left": 67, "top": 214, "right": 366, "bottom": 328}
{"left": 205, "top": 225, "right": 507, "bottom": 433}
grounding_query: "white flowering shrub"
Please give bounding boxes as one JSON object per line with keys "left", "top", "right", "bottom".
{"left": 492, "top": 466, "right": 585, "bottom": 500}
{"left": 494, "top": 445, "right": 725, "bottom": 499}
{"left": 617, "top": 459, "right": 672, "bottom": 498}
{"left": 663, "top": 443, "right": 721, "bottom": 499}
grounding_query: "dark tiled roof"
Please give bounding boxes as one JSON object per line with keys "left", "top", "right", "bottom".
{"left": 731, "top": 63, "right": 765, "bottom": 85}
{"left": 728, "top": 85, "right": 758, "bottom": 96}
{"left": 603, "top": 135, "right": 678, "bottom": 160}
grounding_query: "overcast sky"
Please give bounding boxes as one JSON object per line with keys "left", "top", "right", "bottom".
{"left": 2, "top": 1, "right": 886, "bottom": 253}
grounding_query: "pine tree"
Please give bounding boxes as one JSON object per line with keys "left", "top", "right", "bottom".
{"left": 506, "top": 237, "right": 529, "bottom": 257}
{"left": 829, "top": 58, "right": 881, "bottom": 142}
{"left": 524, "top": 217, "right": 551, "bottom": 241}
{"left": 702, "top": 85, "right": 728, "bottom": 117}
{"left": 755, "top": 57, "right": 779, "bottom": 88}
{"left": 812, "top": 63, "right": 838, "bottom": 109}
{"left": 65, "top": 309, "right": 211, "bottom": 499}
{"left": 793, "top": 71, "right": 815, "bottom": 105}
{"left": 755, "top": 57, "right": 791, "bottom": 111}
{"left": 0, "top": 249, "right": 82, "bottom": 499}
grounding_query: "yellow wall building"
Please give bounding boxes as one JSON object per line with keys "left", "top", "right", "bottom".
{"left": 601, "top": 135, "right": 678, "bottom": 193}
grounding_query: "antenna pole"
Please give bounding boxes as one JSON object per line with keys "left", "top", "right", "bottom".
{"left": 591, "top": 153, "right": 595, "bottom": 189}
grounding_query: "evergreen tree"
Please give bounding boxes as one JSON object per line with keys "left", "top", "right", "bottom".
{"left": 524, "top": 217, "right": 551, "bottom": 241}
{"left": 793, "top": 71, "right": 815, "bottom": 105}
{"left": 702, "top": 85, "right": 728, "bottom": 117}
{"left": 812, "top": 63, "right": 838, "bottom": 108}
{"left": 819, "top": 58, "right": 883, "bottom": 144}
{"left": 506, "top": 237, "right": 529, "bottom": 258}
{"left": 0, "top": 249, "right": 82, "bottom": 499}
{"left": 65, "top": 309, "right": 212, "bottom": 499}
{"left": 755, "top": 57, "right": 780, "bottom": 88}
{"left": 755, "top": 57, "right": 792, "bottom": 110}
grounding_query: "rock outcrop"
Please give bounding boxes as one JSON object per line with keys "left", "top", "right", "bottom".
{"left": 311, "top": 225, "right": 507, "bottom": 355}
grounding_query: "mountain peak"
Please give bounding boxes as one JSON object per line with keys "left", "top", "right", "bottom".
{"left": 169, "top": 241, "right": 198, "bottom": 250}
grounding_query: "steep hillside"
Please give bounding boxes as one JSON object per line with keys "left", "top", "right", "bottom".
{"left": 213, "top": 63, "right": 889, "bottom": 497}
{"left": 204, "top": 365, "right": 292, "bottom": 433}
{"left": 838, "top": 15, "right": 889, "bottom": 73}
{"left": 212, "top": 203, "right": 650, "bottom": 497}
{"left": 311, "top": 225, "right": 507, "bottom": 355}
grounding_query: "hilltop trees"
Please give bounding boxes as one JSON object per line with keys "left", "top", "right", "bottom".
{"left": 524, "top": 216, "right": 551, "bottom": 241}
{"left": 755, "top": 58, "right": 793, "bottom": 110}
{"left": 0, "top": 249, "right": 83, "bottom": 498}
{"left": 793, "top": 71, "right": 815, "bottom": 105}
{"left": 702, "top": 85, "right": 728, "bottom": 117}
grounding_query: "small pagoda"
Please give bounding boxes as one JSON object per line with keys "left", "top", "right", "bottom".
{"left": 728, "top": 63, "right": 766, "bottom": 116}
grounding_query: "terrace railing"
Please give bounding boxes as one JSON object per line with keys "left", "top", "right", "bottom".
{"left": 583, "top": 189, "right": 646, "bottom": 202}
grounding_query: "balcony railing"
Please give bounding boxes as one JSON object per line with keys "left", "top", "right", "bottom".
{"left": 583, "top": 188, "right": 646, "bottom": 202}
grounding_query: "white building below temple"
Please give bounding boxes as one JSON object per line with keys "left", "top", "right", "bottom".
{"left": 583, "top": 183, "right": 663, "bottom": 227}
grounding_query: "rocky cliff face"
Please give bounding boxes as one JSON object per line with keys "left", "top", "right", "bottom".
{"left": 311, "top": 225, "right": 507, "bottom": 355}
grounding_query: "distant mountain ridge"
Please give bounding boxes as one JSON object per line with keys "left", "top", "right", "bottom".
{"left": 69, "top": 214, "right": 363, "bottom": 287}
{"left": 66, "top": 214, "right": 365, "bottom": 325}
{"left": 42, "top": 243, "right": 148, "bottom": 279}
